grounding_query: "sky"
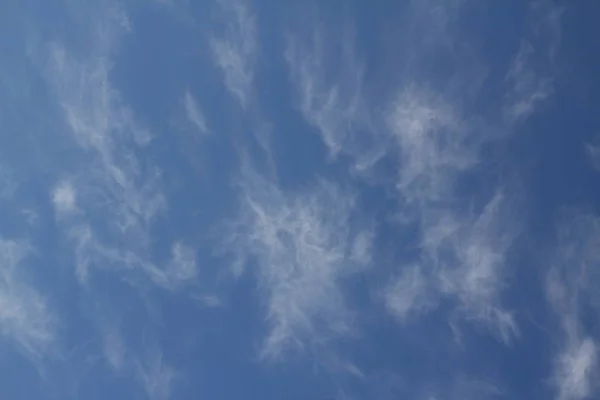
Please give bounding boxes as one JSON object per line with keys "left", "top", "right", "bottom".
{"left": 1, "top": 0, "right": 600, "bottom": 399}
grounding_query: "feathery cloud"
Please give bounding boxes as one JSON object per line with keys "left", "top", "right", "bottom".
{"left": 136, "top": 348, "right": 177, "bottom": 400}
{"left": 285, "top": 27, "right": 369, "bottom": 160}
{"left": 183, "top": 90, "right": 209, "bottom": 136}
{"left": 43, "top": 9, "right": 206, "bottom": 294}
{"left": 382, "top": 79, "right": 518, "bottom": 341}
{"left": 504, "top": 1, "right": 563, "bottom": 123}
{"left": 0, "top": 239, "right": 56, "bottom": 358}
{"left": 210, "top": 0, "right": 257, "bottom": 109}
{"left": 546, "top": 212, "right": 600, "bottom": 400}
{"left": 224, "top": 166, "right": 372, "bottom": 359}
{"left": 504, "top": 41, "right": 553, "bottom": 123}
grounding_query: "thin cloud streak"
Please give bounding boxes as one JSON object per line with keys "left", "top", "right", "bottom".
{"left": 0, "top": 239, "right": 56, "bottom": 358}
{"left": 183, "top": 90, "right": 209, "bottom": 136}
{"left": 210, "top": 0, "right": 257, "bottom": 109}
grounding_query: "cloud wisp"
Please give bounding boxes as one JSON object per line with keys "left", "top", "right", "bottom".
{"left": 183, "top": 90, "right": 210, "bottom": 136}
{"left": 285, "top": 26, "right": 371, "bottom": 161}
{"left": 381, "top": 79, "right": 519, "bottom": 342}
{"left": 210, "top": 0, "right": 257, "bottom": 109}
{"left": 546, "top": 212, "right": 600, "bottom": 400}
{"left": 135, "top": 347, "right": 178, "bottom": 400}
{"left": 223, "top": 165, "right": 372, "bottom": 360}
{"left": 0, "top": 239, "right": 56, "bottom": 358}
{"left": 42, "top": 8, "right": 203, "bottom": 294}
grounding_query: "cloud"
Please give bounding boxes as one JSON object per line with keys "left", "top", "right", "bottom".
{"left": 42, "top": 8, "right": 205, "bottom": 294}
{"left": 387, "top": 86, "right": 479, "bottom": 205}
{"left": 224, "top": 165, "right": 372, "bottom": 359}
{"left": 70, "top": 224, "right": 198, "bottom": 291}
{"left": 285, "top": 26, "right": 371, "bottom": 160}
{"left": 51, "top": 180, "right": 78, "bottom": 215}
{"left": 49, "top": 37, "right": 165, "bottom": 233}
{"left": 553, "top": 338, "right": 597, "bottom": 400}
{"left": 136, "top": 348, "right": 177, "bottom": 400}
{"left": 384, "top": 265, "right": 435, "bottom": 322}
{"left": 101, "top": 322, "right": 127, "bottom": 372}
{"left": 0, "top": 239, "right": 56, "bottom": 358}
{"left": 183, "top": 90, "right": 209, "bottom": 136}
{"left": 384, "top": 190, "right": 519, "bottom": 342}
{"left": 546, "top": 212, "right": 600, "bottom": 400}
{"left": 503, "top": 1, "right": 563, "bottom": 123}
{"left": 504, "top": 41, "right": 553, "bottom": 123}
{"left": 381, "top": 81, "right": 518, "bottom": 341}
{"left": 210, "top": 0, "right": 257, "bottom": 109}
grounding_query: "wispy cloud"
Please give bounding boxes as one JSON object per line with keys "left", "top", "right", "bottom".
{"left": 504, "top": 41, "right": 554, "bottom": 123}
{"left": 183, "top": 90, "right": 209, "bottom": 136}
{"left": 384, "top": 265, "right": 435, "bottom": 322}
{"left": 70, "top": 224, "right": 198, "bottom": 291}
{"left": 42, "top": 8, "right": 205, "bottom": 295}
{"left": 0, "top": 239, "right": 56, "bottom": 358}
{"left": 546, "top": 212, "right": 600, "bottom": 400}
{"left": 285, "top": 27, "right": 370, "bottom": 160}
{"left": 382, "top": 81, "right": 518, "bottom": 342}
{"left": 210, "top": 0, "right": 256, "bottom": 109}
{"left": 224, "top": 165, "right": 372, "bottom": 359}
{"left": 387, "top": 86, "right": 479, "bottom": 205}
{"left": 504, "top": 1, "right": 563, "bottom": 123}
{"left": 385, "top": 190, "right": 519, "bottom": 342}
{"left": 136, "top": 347, "right": 178, "bottom": 400}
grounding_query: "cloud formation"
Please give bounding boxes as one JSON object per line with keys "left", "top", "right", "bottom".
{"left": 285, "top": 27, "right": 369, "bottom": 160}
{"left": 210, "top": 0, "right": 257, "bottom": 109}
{"left": 224, "top": 165, "right": 372, "bottom": 359}
{"left": 546, "top": 212, "right": 600, "bottom": 400}
{"left": 0, "top": 239, "right": 56, "bottom": 358}
{"left": 136, "top": 348, "right": 177, "bottom": 400}
{"left": 183, "top": 90, "right": 209, "bottom": 136}
{"left": 51, "top": 180, "right": 78, "bottom": 215}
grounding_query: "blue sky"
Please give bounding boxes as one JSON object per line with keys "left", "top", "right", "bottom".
{"left": 1, "top": 0, "right": 600, "bottom": 399}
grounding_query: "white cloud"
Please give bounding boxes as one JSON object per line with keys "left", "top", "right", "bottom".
{"left": 387, "top": 86, "right": 479, "bottom": 205}
{"left": 42, "top": 9, "right": 204, "bottom": 294}
{"left": 52, "top": 180, "right": 78, "bottom": 215}
{"left": 46, "top": 11, "right": 164, "bottom": 246}
{"left": 382, "top": 81, "right": 518, "bottom": 341}
{"left": 554, "top": 338, "right": 597, "bottom": 400}
{"left": 183, "top": 90, "right": 209, "bottom": 136}
{"left": 504, "top": 1, "right": 563, "bottom": 123}
{"left": 102, "top": 324, "right": 127, "bottom": 371}
{"left": 70, "top": 224, "right": 198, "bottom": 291}
{"left": 224, "top": 166, "right": 372, "bottom": 359}
{"left": 504, "top": 41, "right": 553, "bottom": 123}
{"left": 210, "top": 0, "right": 256, "bottom": 109}
{"left": 546, "top": 212, "right": 600, "bottom": 400}
{"left": 285, "top": 28, "right": 368, "bottom": 159}
{"left": 136, "top": 348, "right": 177, "bottom": 400}
{"left": 0, "top": 239, "right": 56, "bottom": 358}
{"left": 384, "top": 265, "right": 435, "bottom": 322}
